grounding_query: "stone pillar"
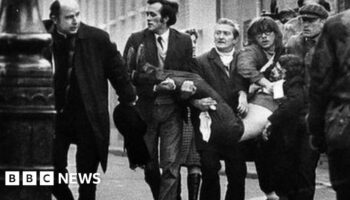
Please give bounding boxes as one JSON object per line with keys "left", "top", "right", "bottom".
{"left": 0, "top": 0, "right": 54, "bottom": 199}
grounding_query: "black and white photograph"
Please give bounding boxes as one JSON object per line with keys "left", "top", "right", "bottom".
{"left": 0, "top": 0, "right": 349, "bottom": 199}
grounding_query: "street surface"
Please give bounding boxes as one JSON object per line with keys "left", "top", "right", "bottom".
{"left": 52, "top": 146, "right": 336, "bottom": 200}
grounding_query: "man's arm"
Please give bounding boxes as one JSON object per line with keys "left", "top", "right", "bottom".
{"left": 104, "top": 36, "right": 136, "bottom": 104}
{"left": 308, "top": 20, "right": 335, "bottom": 150}
{"left": 236, "top": 47, "right": 265, "bottom": 84}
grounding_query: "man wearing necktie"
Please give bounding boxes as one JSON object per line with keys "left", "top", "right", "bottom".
{"left": 123, "top": 0, "right": 193, "bottom": 199}
{"left": 44, "top": 0, "right": 136, "bottom": 199}
{"left": 190, "top": 18, "right": 249, "bottom": 200}
{"left": 285, "top": 3, "right": 328, "bottom": 200}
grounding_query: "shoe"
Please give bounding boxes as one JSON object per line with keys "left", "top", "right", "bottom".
{"left": 265, "top": 191, "right": 280, "bottom": 200}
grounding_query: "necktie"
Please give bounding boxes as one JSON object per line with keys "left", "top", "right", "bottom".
{"left": 157, "top": 36, "right": 163, "bottom": 50}
{"left": 225, "top": 65, "right": 230, "bottom": 77}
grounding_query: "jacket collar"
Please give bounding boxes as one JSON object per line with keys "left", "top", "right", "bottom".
{"left": 166, "top": 29, "right": 178, "bottom": 61}
{"left": 76, "top": 23, "right": 89, "bottom": 39}
{"left": 142, "top": 28, "right": 179, "bottom": 67}
{"left": 208, "top": 48, "right": 236, "bottom": 77}
{"left": 46, "top": 20, "right": 89, "bottom": 40}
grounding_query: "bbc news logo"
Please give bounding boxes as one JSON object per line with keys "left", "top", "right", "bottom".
{"left": 5, "top": 171, "right": 101, "bottom": 186}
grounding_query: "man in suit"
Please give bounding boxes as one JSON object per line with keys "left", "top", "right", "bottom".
{"left": 46, "top": 1, "right": 136, "bottom": 199}
{"left": 191, "top": 18, "right": 249, "bottom": 200}
{"left": 123, "top": 0, "right": 193, "bottom": 199}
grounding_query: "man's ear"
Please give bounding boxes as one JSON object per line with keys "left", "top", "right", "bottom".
{"left": 161, "top": 16, "right": 169, "bottom": 24}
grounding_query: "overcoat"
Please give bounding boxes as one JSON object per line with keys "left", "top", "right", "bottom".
{"left": 46, "top": 22, "right": 136, "bottom": 172}
{"left": 192, "top": 48, "right": 248, "bottom": 150}
{"left": 309, "top": 10, "right": 350, "bottom": 148}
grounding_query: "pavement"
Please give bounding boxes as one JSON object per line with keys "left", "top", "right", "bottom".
{"left": 109, "top": 147, "right": 332, "bottom": 187}
{"left": 55, "top": 145, "right": 335, "bottom": 200}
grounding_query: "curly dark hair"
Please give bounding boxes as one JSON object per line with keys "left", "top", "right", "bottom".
{"left": 247, "top": 17, "right": 283, "bottom": 48}
{"left": 279, "top": 54, "right": 304, "bottom": 80}
{"left": 147, "top": 0, "right": 179, "bottom": 26}
{"left": 247, "top": 16, "right": 284, "bottom": 63}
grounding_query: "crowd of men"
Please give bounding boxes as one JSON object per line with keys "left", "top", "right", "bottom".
{"left": 44, "top": 0, "right": 350, "bottom": 200}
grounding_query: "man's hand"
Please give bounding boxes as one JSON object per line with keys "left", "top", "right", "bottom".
{"left": 191, "top": 97, "right": 217, "bottom": 111}
{"left": 180, "top": 80, "right": 197, "bottom": 99}
{"left": 154, "top": 78, "right": 176, "bottom": 92}
{"left": 257, "top": 77, "right": 273, "bottom": 94}
{"left": 309, "top": 135, "right": 327, "bottom": 153}
{"left": 262, "top": 120, "right": 272, "bottom": 141}
{"left": 237, "top": 91, "right": 248, "bottom": 117}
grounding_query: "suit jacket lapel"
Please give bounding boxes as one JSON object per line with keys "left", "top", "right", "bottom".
{"left": 143, "top": 29, "right": 159, "bottom": 67}
{"left": 209, "top": 48, "right": 230, "bottom": 77}
{"left": 164, "top": 29, "right": 176, "bottom": 69}
{"left": 229, "top": 51, "right": 238, "bottom": 74}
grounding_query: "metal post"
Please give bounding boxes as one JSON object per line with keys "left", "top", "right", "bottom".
{"left": 0, "top": 0, "right": 54, "bottom": 199}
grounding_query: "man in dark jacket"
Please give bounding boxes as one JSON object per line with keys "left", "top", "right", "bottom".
{"left": 308, "top": 9, "right": 350, "bottom": 200}
{"left": 123, "top": 1, "right": 193, "bottom": 199}
{"left": 47, "top": 1, "right": 136, "bottom": 199}
{"left": 191, "top": 18, "right": 248, "bottom": 200}
{"left": 285, "top": 3, "right": 328, "bottom": 87}
{"left": 285, "top": 4, "right": 328, "bottom": 199}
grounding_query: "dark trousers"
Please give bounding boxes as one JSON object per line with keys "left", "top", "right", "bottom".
{"left": 268, "top": 127, "right": 320, "bottom": 200}
{"left": 293, "top": 133, "right": 320, "bottom": 200}
{"left": 242, "top": 132, "right": 319, "bottom": 200}
{"left": 241, "top": 139, "right": 275, "bottom": 195}
{"left": 328, "top": 148, "right": 350, "bottom": 200}
{"left": 143, "top": 104, "right": 183, "bottom": 200}
{"left": 199, "top": 145, "right": 246, "bottom": 200}
{"left": 52, "top": 111, "right": 99, "bottom": 200}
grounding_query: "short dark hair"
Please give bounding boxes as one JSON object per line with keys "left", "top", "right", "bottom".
{"left": 147, "top": 0, "right": 179, "bottom": 26}
{"left": 279, "top": 54, "right": 304, "bottom": 79}
{"left": 49, "top": 0, "right": 61, "bottom": 19}
{"left": 217, "top": 18, "right": 240, "bottom": 39}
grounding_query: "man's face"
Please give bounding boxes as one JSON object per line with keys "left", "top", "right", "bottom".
{"left": 145, "top": 2, "right": 167, "bottom": 34}
{"left": 301, "top": 17, "right": 325, "bottom": 38}
{"left": 255, "top": 31, "right": 276, "bottom": 50}
{"left": 54, "top": 2, "right": 80, "bottom": 35}
{"left": 214, "top": 24, "right": 238, "bottom": 53}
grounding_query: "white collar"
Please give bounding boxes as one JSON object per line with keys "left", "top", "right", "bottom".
{"left": 155, "top": 28, "right": 170, "bottom": 43}
{"left": 215, "top": 47, "right": 235, "bottom": 57}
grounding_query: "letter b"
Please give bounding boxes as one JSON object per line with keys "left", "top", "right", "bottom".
{"left": 23, "top": 171, "right": 37, "bottom": 186}
{"left": 5, "top": 171, "right": 19, "bottom": 186}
